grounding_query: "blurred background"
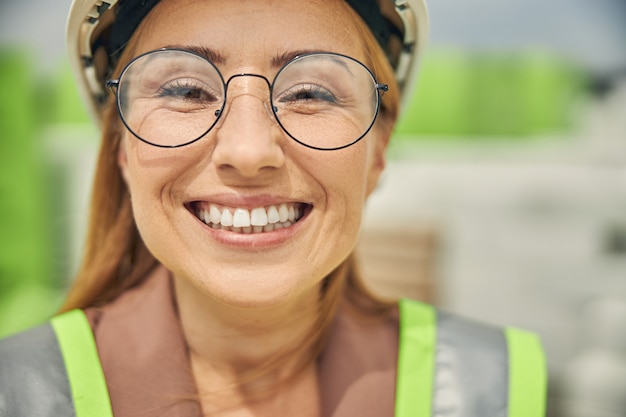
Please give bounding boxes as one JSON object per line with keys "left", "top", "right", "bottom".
{"left": 1, "top": 1, "right": 625, "bottom": 416}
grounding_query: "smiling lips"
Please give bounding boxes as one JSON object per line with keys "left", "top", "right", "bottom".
{"left": 191, "top": 202, "right": 307, "bottom": 234}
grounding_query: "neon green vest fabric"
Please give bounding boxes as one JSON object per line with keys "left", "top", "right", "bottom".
{"left": 0, "top": 300, "right": 546, "bottom": 416}
{"left": 396, "top": 299, "right": 546, "bottom": 417}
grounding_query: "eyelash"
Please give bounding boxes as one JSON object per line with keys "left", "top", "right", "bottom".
{"left": 158, "top": 79, "right": 218, "bottom": 102}
{"left": 278, "top": 84, "right": 337, "bottom": 104}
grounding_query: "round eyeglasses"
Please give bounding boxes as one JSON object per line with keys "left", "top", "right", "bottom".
{"left": 106, "top": 49, "right": 388, "bottom": 151}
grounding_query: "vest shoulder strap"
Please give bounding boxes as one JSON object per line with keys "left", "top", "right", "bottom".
{"left": 0, "top": 310, "right": 113, "bottom": 417}
{"left": 395, "top": 299, "right": 546, "bottom": 417}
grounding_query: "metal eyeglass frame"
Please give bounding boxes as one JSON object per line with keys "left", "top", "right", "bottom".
{"left": 106, "top": 48, "right": 389, "bottom": 151}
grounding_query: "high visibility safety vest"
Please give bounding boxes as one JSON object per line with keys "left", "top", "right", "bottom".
{"left": 0, "top": 300, "right": 546, "bottom": 417}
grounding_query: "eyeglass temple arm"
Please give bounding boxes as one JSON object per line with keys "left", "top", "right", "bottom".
{"left": 105, "top": 79, "right": 119, "bottom": 92}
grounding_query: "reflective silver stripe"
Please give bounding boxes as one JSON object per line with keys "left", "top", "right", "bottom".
{"left": 433, "top": 311, "right": 508, "bottom": 417}
{"left": 0, "top": 323, "right": 76, "bottom": 417}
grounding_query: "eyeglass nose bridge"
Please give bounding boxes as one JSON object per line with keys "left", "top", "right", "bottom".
{"left": 214, "top": 73, "right": 276, "bottom": 119}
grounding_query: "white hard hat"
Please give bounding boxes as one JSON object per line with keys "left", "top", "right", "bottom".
{"left": 66, "top": 0, "right": 429, "bottom": 125}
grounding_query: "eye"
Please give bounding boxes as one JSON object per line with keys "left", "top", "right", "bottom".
{"left": 278, "top": 84, "right": 337, "bottom": 104}
{"left": 158, "top": 79, "right": 220, "bottom": 103}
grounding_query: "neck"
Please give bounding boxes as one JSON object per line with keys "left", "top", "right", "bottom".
{"left": 173, "top": 276, "right": 321, "bottom": 382}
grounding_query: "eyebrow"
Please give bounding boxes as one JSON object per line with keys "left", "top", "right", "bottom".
{"left": 162, "top": 46, "right": 333, "bottom": 70}
{"left": 164, "top": 45, "right": 227, "bottom": 65}
{"left": 270, "top": 49, "right": 327, "bottom": 68}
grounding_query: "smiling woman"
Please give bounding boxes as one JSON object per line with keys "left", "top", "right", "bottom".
{"left": 0, "top": 1, "right": 546, "bottom": 417}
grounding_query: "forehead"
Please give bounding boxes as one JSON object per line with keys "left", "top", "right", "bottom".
{"left": 134, "top": 0, "right": 367, "bottom": 67}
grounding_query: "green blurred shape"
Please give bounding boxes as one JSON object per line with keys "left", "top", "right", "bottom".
{"left": 46, "top": 59, "right": 91, "bottom": 125}
{"left": 517, "top": 52, "right": 583, "bottom": 134}
{"left": 0, "top": 284, "right": 63, "bottom": 338}
{"left": 469, "top": 54, "right": 527, "bottom": 136}
{"left": 394, "top": 48, "right": 584, "bottom": 139}
{"left": 0, "top": 48, "right": 55, "bottom": 335}
{"left": 395, "top": 50, "right": 473, "bottom": 137}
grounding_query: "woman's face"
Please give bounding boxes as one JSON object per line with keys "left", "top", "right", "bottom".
{"left": 118, "top": 0, "right": 391, "bottom": 309}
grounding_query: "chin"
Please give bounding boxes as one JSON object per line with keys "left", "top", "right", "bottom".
{"left": 176, "top": 264, "right": 324, "bottom": 311}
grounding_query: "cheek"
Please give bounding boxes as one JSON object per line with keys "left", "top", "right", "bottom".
{"left": 364, "top": 127, "right": 389, "bottom": 196}
{"left": 121, "top": 138, "right": 197, "bottom": 258}
{"left": 122, "top": 135, "right": 201, "bottom": 193}
{"left": 316, "top": 143, "right": 371, "bottom": 215}
{"left": 333, "top": 134, "right": 383, "bottom": 197}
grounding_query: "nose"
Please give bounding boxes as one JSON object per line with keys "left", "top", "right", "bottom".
{"left": 211, "top": 74, "right": 285, "bottom": 178}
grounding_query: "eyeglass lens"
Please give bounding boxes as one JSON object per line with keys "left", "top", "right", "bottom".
{"left": 115, "top": 49, "right": 382, "bottom": 150}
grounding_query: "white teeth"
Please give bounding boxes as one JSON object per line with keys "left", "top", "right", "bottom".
{"left": 267, "top": 206, "right": 280, "bottom": 223}
{"left": 278, "top": 204, "right": 289, "bottom": 222}
{"left": 195, "top": 203, "right": 305, "bottom": 234}
{"left": 200, "top": 210, "right": 209, "bottom": 224}
{"left": 220, "top": 209, "right": 233, "bottom": 227}
{"left": 233, "top": 208, "right": 251, "bottom": 227}
{"left": 209, "top": 205, "right": 221, "bottom": 224}
{"left": 250, "top": 207, "right": 268, "bottom": 226}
